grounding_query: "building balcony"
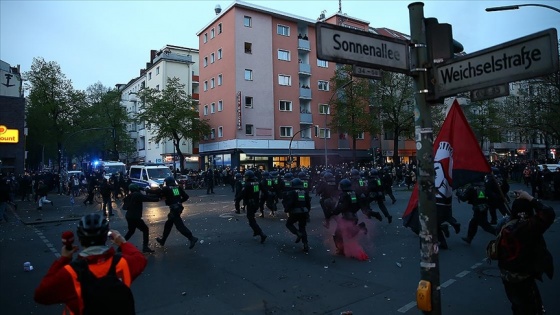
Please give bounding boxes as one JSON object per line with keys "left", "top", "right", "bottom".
{"left": 300, "top": 112, "right": 312, "bottom": 124}
{"left": 298, "top": 63, "right": 311, "bottom": 76}
{"left": 192, "top": 93, "right": 199, "bottom": 100}
{"left": 192, "top": 74, "right": 199, "bottom": 84}
{"left": 298, "top": 39, "right": 310, "bottom": 51}
{"left": 128, "top": 131, "right": 138, "bottom": 138}
{"left": 299, "top": 88, "right": 311, "bottom": 99}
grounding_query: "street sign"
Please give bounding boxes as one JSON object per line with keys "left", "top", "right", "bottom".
{"left": 353, "top": 65, "right": 382, "bottom": 79}
{"left": 433, "top": 29, "right": 559, "bottom": 99}
{"left": 470, "top": 83, "right": 510, "bottom": 102}
{"left": 316, "top": 22, "right": 410, "bottom": 74}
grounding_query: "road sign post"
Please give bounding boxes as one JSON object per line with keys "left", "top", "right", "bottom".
{"left": 316, "top": 22, "right": 410, "bottom": 74}
{"left": 433, "top": 29, "right": 558, "bottom": 99}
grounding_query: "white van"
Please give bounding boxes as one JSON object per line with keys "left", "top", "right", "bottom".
{"left": 92, "top": 160, "right": 127, "bottom": 179}
{"left": 128, "top": 163, "right": 173, "bottom": 194}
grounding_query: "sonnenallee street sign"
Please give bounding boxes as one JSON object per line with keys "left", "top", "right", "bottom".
{"left": 316, "top": 22, "right": 410, "bottom": 74}
{"left": 433, "top": 28, "right": 558, "bottom": 99}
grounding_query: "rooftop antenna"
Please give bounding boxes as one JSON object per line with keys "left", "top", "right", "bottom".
{"left": 338, "top": 0, "right": 342, "bottom": 13}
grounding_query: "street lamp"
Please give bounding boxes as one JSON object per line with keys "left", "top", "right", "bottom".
{"left": 288, "top": 125, "right": 314, "bottom": 171}
{"left": 486, "top": 3, "right": 560, "bottom": 13}
{"left": 324, "top": 80, "right": 353, "bottom": 167}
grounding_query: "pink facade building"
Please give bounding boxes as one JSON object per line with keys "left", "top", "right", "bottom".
{"left": 196, "top": 1, "right": 414, "bottom": 170}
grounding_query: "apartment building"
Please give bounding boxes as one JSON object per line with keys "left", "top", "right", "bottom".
{"left": 197, "top": 1, "right": 409, "bottom": 171}
{"left": 120, "top": 45, "right": 200, "bottom": 170}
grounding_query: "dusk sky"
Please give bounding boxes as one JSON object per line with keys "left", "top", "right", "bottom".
{"left": 1, "top": 0, "right": 558, "bottom": 91}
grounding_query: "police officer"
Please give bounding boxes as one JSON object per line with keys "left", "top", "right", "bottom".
{"left": 123, "top": 184, "right": 160, "bottom": 253}
{"left": 156, "top": 177, "right": 198, "bottom": 250}
{"left": 316, "top": 171, "right": 339, "bottom": 228}
{"left": 331, "top": 179, "right": 366, "bottom": 256}
{"left": 284, "top": 178, "right": 311, "bottom": 252}
{"left": 297, "top": 171, "right": 311, "bottom": 192}
{"left": 367, "top": 169, "right": 392, "bottom": 223}
{"left": 350, "top": 169, "right": 382, "bottom": 222}
{"left": 233, "top": 173, "right": 244, "bottom": 214}
{"left": 279, "top": 172, "right": 294, "bottom": 213}
{"left": 457, "top": 181, "right": 497, "bottom": 244}
{"left": 259, "top": 171, "right": 277, "bottom": 217}
{"left": 380, "top": 167, "right": 397, "bottom": 204}
{"left": 237, "top": 170, "right": 267, "bottom": 243}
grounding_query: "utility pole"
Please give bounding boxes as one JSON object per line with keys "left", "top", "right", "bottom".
{"left": 408, "top": 2, "right": 440, "bottom": 314}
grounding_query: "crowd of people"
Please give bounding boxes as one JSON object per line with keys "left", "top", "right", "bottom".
{"left": 0, "top": 158, "right": 557, "bottom": 314}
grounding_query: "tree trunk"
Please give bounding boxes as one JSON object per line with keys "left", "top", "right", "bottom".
{"left": 392, "top": 127, "right": 400, "bottom": 166}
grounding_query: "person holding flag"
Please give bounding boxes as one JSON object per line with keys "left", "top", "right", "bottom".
{"left": 402, "top": 99, "right": 491, "bottom": 249}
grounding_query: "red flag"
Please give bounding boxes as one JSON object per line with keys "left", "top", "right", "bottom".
{"left": 402, "top": 99, "right": 491, "bottom": 233}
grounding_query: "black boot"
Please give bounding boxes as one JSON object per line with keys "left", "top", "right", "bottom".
{"left": 143, "top": 245, "right": 155, "bottom": 253}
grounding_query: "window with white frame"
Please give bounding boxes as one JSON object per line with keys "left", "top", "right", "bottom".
{"left": 318, "top": 128, "right": 331, "bottom": 139}
{"left": 211, "top": 28, "right": 215, "bottom": 39}
{"left": 278, "top": 74, "right": 291, "bottom": 86}
{"left": 280, "top": 126, "right": 293, "bottom": 137}
{"left": 319, "top": 103, "right": 330, "bottom": 114}
{"left": 210, "top": 53, "right": 215, "bottom": 63}
{"left": 218, "top": 23, "right": 222, "bottom": 34}
{"left": 245, "top": 96, "right": 253, "bottom": 108}
{"left": 204, "top": 33, "right": 208, "bottom": 43}
{"left": 155, "top": 85, "right": 159, "bottom": 90}
{"left": 218, "top": 126, "right": 223, "bottom": 137}
{"left": 318, "top": 80, "right": 329, "bottom": 91}
{"left": 244, "top": 69, "right": 253, "bottom": 81}
{"left": 218, "top": 100, "right": 223, "bottom": 111}
{"left": 218, "top": 74, "right": 223, "bottom": 86}
{"left": 156, "top": 66, "right": 160, "bottom": 75}
{"left": 217, "top": 48, "right": 222, "bottom": 59}
{"left": 204, "top": 57, "right": 208, "bottom": 67}
{"left": 243, "top": 16, "right": 252, "bottom": 27}
{"left": 204, "top": 105, "right": 208, "bottom": 115}
{"left": 277, "top": 24, "right": 290, "bottom": 36}
{"left": 277, "top": 49, "right": 290, "bottom": 61}
{"left": 317, "top": 59, "right": 328, "bottom": 68}
{"left": 357, "top": 132, "right": 365, "bottom": 139}
{"left": 245, "top": 124, "right": 254, "bottom": 135}
{"left": 204, "top": 81, "right": 208, "bottom": 91}
{"left": 148, "top": 72, "right": 152, "bottom": 80}
{"left": 210, "top": 78, "right": 215, "bottom": 89}
{"left": 210, "top": 128, "right": 215, "bottom": 139}
{"left": 211, "top": 102, "right": 215, "bottom": 113}
{"left": 279, "top": 100, "right": 292, "bottom": 111}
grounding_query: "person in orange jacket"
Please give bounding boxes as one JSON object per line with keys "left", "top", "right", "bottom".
{"left": 34, "top": 213, "right": 147, "bottom": 315}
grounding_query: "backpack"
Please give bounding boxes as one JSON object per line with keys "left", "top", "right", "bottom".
{"left": 70, "top": 254, "right": 135, "bottom": 315}
{"left": 122, "top": 194, "right": 132, "bottom": 210}
{"left": 486, "top": 219, "right": 520, "bottom": 261}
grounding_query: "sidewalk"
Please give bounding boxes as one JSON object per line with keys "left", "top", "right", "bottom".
{"left": 9, "top": 193, "right": 116, "bottom": 225}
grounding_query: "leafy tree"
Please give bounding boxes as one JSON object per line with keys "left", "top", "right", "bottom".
{"left": 329, "top": 65, "right": 377, "bottom": 161}
{"left": 463, "top": 98, "right": 504, "bottom": 148}
{"left": 370, "top": 71, "right": 415, "bottom": 165}
{"left": 136, "top": 77, "right": 210, "bottom": 173}
{"left": 24, "top": 57, "right": 86, "bottom": 171}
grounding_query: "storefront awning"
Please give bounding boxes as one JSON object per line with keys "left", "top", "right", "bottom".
{"left": 240, "top": 148, "right": 369, "bottom": 157}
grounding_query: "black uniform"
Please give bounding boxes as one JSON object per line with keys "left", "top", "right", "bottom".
{"left": 237, "top": 177, "right": 267, "bottom": 243}
{"left": 315, "top": 174, "right": 338, "bottom": 226}
{"left": 156, "top": 184, "right": 198, "bottom": 249}
{"left": 259, "top": 176, "right": 277, "bottom": 216}
{"left": 486, "top": 175, "right": 510, "bottom": 224}
{"left": 234, "top": 177, "right": 245, "bottom": 214}
{"left": 351, "top": 175, "right": 382, "bottom": 221}
{"left": 331, "top": 188, "right": 365, "bottom": 255}
{"left": 283, "top": 183, "right": 311, "bottom": 252}
{"left": 457, "top": 182, "right": 496, "bottom": 244}
{"left": 367, "top": 174, "right": 392, "bottom": 223}
{"left": 380, "top": 169, "right": 397, "bottom": 204}
{"left": 124, "top": 190, "right": 159, "bottom": 252}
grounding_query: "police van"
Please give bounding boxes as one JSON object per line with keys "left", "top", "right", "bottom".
{"left": 128, "top": 163, "right": 173, "bottom": 194}
{"left": 92, "top": 160, "right": 127, "bottom": 179}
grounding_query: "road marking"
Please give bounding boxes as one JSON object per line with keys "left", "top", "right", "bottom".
{"left": 397, "top": 301, "right": 417, "bottom": 313}
{"left": 441, "top": 279, "right": 456, "bottom": 288}
{"left": 456, "top": 270, "right": 470, "bottom": 278}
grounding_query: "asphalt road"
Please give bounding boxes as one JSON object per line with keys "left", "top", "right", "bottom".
{"left": 1, "top": 182, "right": 558, "bottom": 315}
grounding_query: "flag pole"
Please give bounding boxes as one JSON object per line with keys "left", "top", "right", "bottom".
{"left": 409, "top": 3, "right": 441, "bottom": 314}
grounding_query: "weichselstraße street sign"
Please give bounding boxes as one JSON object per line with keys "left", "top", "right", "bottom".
{"left": 433, "top": 28, "right": 558, "bottom": 99}
{"left": 316, "top": 22, "right": 409, "bottom": 74}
